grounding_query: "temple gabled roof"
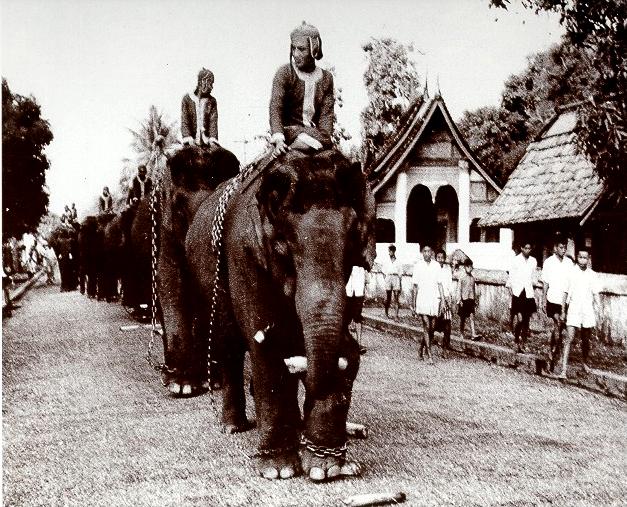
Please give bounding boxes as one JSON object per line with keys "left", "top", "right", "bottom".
{"left": 479, "top": 107, "right": 605, "bottom": 227}
{"left": 366, "top": 94, "right": 501, "bottom": 195}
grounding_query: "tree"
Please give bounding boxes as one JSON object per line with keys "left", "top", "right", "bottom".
{"left": 458, "top": 40, "right": 594, "bottom": 183}
{"left": 2, "top": 79, "right": 53, "bottom": 239}
{"left": 489, "top": 0, "right": 627, "bottom": 195}
{"left": 360, "top": 38, "right": 421, "bottom": 168}
{"left": 128, "top": 105, "right": 179, "bottom": 182}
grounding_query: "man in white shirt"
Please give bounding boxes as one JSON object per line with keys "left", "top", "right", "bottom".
{"left": 345, "top": 266, "right": 368, "bottom": 354}
{"left": 382, "top": 244, "right": 402, "bottom": 319}
{"left": 506, "top": 242, "right": 537, "bottom": 353}
{"left": 411, "top": 245, "right": 445, "bottom": 364}
{"left": 541, "top": 236, "right": 573, "bottom": 371}
{"left": 555, "top": 247, "right": 600, "bottom": 379}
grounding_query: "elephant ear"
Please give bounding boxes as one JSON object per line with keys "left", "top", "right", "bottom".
{"left": 256, "top": 164, "right": 298, "bottom": 223}
{"left": 336, "top": 161, "right": 377, "bottom": 270}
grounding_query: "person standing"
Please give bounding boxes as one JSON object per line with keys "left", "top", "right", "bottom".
{"left": 411, "top": 245, "right": 444, "bottom": 364}
{"left": 457, "top": 259, "right": 481, "bottom": 341}
{"left": 345, "top": 265, "right": 368, "bottom": 354}
{"left": 181, "top": 68, "right": 219, "bottom": 148}
{"left": 555, "top": 247, "right": 600, "bottom": 379}
{"left": 506, "top": 241, "right": 537, "bottom": 353}
{"left": 541, "top": 235, "right": 574, "bottom": 371}
{"left": 435, "top": 249, "right": 454, "bottom": 350}
{"left": 382, "top": 244, "right": 402, "bottom": 319}
{"left": 269, "top": 22, "right": 334, "bottom": 158}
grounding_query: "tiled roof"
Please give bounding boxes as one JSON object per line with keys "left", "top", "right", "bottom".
{"left": 367, "top": 94, "right": 501, "bottom": 194}
{"left": 479, "top": 110, "right": 604, "bottom": 227}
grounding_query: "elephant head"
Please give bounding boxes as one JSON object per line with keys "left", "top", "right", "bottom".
{"left": 256, "top": 150, "right": 375, "bottom": 440}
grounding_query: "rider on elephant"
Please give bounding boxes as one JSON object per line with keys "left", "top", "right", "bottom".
{"left": 99, "top": 187, "right": 114, "bottom": 215}
{"left": 269, "top": 22, "right": 334, "bottom": 158}
{"left": 181, "top": 68, "right": 219, "bottom": 149}
{"left": 126, "top": 164, "right": 153, "bottom": 206}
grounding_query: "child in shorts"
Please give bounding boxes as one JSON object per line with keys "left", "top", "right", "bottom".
{"left": 457, "top": 259, "right": 481, "bottom": 340}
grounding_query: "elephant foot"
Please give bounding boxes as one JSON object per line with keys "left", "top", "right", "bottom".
{"left": 161, "top": 369, "right": 209, "bottom": 398}
{"left": 222, "top": 418, "right": 256, "bottom": 434}
{"left": 300, "top": 446, "right": 361, "bottom": 482}
{"left": 257, "top": 448, "right": 301, "bottom": 480}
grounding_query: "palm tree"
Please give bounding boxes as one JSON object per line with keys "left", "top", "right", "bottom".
{"left": 128, "top": 105, "right": 179, "bottom": 182}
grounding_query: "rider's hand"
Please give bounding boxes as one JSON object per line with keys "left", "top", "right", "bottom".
{"left": 272, "top": 139, "right": 289, "bottom": 157}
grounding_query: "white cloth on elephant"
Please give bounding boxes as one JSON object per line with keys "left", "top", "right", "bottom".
{"left": 412, "top": 259, "right": 442, "bottom": 316}
{"left": 346, "top": 266, "right": 366, "bottom": 297}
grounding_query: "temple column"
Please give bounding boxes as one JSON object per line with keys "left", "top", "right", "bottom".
{"left": 458, "top": 159, "right": 470, "bottom": 244}
{"left": 394, "top": 172, "right": 407, "bottom": 245}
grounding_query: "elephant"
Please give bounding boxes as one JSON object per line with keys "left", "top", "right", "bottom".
{"left": 119, "top": 198, "right": 153, "bottom": 316}
{"left": 78, "top": 215, "right": 107, "bottom": 297}
{"left": 49, "top": 224, "right": 79, "bottom": 292}
{"left": 157, "top": 146, "right": 376, "bottom": 481}
{"left": 99, "top": 213, "right": 125, "bottom": 302}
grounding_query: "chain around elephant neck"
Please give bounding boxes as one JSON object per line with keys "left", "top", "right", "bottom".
{"left": 206, "top": 159, "right": 259, "bottom": 390}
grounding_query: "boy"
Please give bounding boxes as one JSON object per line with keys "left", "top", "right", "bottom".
{"left": 382, "top": 244, "right": 402, "bottom": 319}
{"left": 506, "top": 241, "right": 537, "bottom": 353}
{"left": 411, "top": 245, "right": 444, "bottom": 363}
{"left": 457, "top": 259, "right": 481, "bottom": 340}
{"left": 269, "top": 22, "right": 334, "bottom": 158}
{"left": 555, "top": 247, "right": 600, "bottom": 379}
{"left": 435, "top": 250, "right": 454, "bottom": 349}
{"left": 541, "top": 235, "right": 573, "bottom": 371}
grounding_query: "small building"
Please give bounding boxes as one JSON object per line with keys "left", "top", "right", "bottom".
{"left": 479, "top": 105, "right": 627, "bottom": 275}
{"left": 367, "top": 93, "right": 508, "bottom": 267}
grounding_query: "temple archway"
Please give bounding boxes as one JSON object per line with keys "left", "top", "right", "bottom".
{"left": 434, "top": 185, "right": 458, "bottom": 250}
{"left": 406, "top": 184, "right": 436, "bottom": 247}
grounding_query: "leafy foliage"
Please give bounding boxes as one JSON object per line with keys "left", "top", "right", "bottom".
{"left": 458, "top": 41, "right": 593, "bottom": 183}
{"left": 360, "top": 38, "right": 421, "bottom": 168}
{"left": 2, "top": 79, "right": 53, "bottom": 239}
{"left": 128, "top": 105, "right": 178, "bottom": 182}
{"left": 489, "top": 0, "right": 627, "bottom": 195}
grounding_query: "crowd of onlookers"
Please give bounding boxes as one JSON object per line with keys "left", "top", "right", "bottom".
{"left": 346, "top": 234, "right": 600, "bottom": 380}
{"left": 2, "top": 233, "right": 57, "bottom": 316}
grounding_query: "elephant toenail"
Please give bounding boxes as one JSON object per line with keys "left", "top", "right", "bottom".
{"left": 341, "top": 462, "right": 361, "bottom": 476}
{"left": 327, "top": 465, "right": 341, "bottom": 478}
{"left": 261, "top": 467, "right": 279, "bottom": 480}
{"left": 309, "top": 467, "right": 325, "bottom": 481}
{"left": 182, "top": 384, "right": 192, "bottom": 395}
{"left": 279, "top": 466, "right": 294, "bottom": 479}
{"left": 168, "top": 382, "right": 181, "bottom": 394}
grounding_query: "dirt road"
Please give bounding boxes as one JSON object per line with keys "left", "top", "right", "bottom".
{"left": 3, "top": 282, "right": 626, "bottom": 506}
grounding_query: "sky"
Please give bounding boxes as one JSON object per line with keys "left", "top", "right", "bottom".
{"left": 2, "top": 0, "right": 563, "bottom": 217}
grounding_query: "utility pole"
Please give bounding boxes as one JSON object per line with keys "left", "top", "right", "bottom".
{"left": 233, "top": 138, "right": 250, "bottom": 165}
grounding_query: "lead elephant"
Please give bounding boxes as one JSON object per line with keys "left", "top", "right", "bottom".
{"left": 49, "top": 224, "right": 79, "bottom": 292}
{"left": 158, "top": 147, "right": 376, "bottom": 481}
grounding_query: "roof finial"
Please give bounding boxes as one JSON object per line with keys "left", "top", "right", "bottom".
{"left": 423, "top": 68, "right": 429, "bottom": 100}
{"left": 435, "top": 74, "right": 441, "bottom": 97}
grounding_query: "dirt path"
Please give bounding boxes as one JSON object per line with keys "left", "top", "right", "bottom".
{"left": 3, "top": 282, "right": 626, "bottom": 506}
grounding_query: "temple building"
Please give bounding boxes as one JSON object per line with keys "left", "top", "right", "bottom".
{"left": 367, "top": 92, "right": 508, "bottom": 267}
